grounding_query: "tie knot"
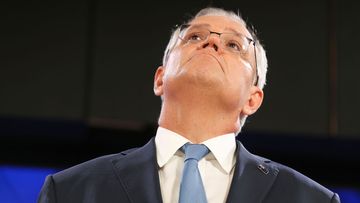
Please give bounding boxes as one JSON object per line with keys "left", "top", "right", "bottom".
{"left": 182, "top": 143, "right": 209, "bottom": 161}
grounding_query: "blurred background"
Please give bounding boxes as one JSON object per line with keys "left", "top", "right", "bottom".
{"left": 1, "top": 0, "right": 359, "bottom": 202}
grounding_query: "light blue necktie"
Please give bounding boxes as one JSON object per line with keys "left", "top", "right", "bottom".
{"left": 179, "top": 143, "right": 210, "bottom": 203}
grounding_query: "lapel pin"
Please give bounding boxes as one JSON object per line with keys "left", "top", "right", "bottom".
{"left": 258, "top": 164, "right": 269, "bottom": 175}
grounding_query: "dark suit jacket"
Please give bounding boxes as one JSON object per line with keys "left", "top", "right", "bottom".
{"left": 38, "top": 138, "right": 340, "bottom": 203}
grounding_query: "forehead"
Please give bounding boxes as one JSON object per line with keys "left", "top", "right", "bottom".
{"left": 189, "top": 15, "right": 250, "bottom": 36}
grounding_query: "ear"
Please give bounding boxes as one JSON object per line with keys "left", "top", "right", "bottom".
{"left": 241, "top": 86, "right": 264, "bottom": 116}
{"left": 154, "top": 66, "right": 165, "bottom": 96}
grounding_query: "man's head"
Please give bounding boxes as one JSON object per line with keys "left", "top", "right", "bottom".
{"left": 154, "top": 7, "right": 268, "bottom": 133}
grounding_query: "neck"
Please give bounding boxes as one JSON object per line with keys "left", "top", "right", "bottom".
{"left": 158, "top": 98, "right": 239, "bottom": 143}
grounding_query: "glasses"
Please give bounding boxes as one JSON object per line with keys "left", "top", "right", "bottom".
{"left": 178, "top": 24, "right": 259, "bottom": 85}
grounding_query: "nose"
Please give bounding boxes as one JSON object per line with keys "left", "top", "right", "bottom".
{"left": 201, "top": 34, "right": 221, "bottom": 52}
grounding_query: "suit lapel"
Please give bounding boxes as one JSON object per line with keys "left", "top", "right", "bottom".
{"left": 111, "top": 138, "right": 163, "bottom": 203}
{"left": 226, "top": 141, "right": 279, "bottom": 203}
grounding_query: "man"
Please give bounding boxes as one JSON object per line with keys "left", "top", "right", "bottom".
{"left": 38, "top": 7, "right": 340, "bottom": 203}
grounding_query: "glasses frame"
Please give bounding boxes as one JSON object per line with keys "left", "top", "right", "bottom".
{"left": 177, "top": 24, "right": 259, "bottom": 86}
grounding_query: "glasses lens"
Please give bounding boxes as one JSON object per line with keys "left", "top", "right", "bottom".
{"left": 221, "top": 33, "right": 250, "bottom": 54}
{"left": 179, "top": 25, "right": 253, "bottom": 56}
{"left": 180, "top": 26, "right": 209, "bottom": 43}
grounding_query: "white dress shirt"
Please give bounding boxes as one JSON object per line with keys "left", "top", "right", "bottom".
{"left": 155, "top": 127, "right": 236, "bottom": 203}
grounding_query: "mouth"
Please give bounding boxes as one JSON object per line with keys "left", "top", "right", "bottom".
{"left": 184, "top": 51, "right": 225, "bottom": 73}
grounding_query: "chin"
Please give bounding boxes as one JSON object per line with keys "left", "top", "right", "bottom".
{"left": 186, "top": 71, "right": 224, "bottom": 89}
{"left": 182, "top": 66, "right": 224, "bottom": 86}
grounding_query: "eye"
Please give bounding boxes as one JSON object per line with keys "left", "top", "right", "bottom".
{"left": 227, "top": 41, "right": 243, "bottom": 52}
{"left": 187, "top": 33, "right": 202, "bottom": 42}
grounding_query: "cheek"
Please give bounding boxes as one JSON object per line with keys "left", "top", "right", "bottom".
{"left": 164, "top": 46, "right": 194, "bottom": 78}
{"left": 238, "top": 57, "right": 253, "bottom": 74}
{"left": 164, "top": 50, "right": 182, "bottom": 77}
{"left": 227, "top": 59, "right": 254, "bottom": 85}
{"left": 224, "top": 61, "right": 254, "bottom": 106}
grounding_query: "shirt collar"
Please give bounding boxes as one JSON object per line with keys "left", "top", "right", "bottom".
{"left": 202, "top": 133, "right": 236, "bottom": 174}
{"left": 155, "top": 126, "right": 236, "bottom": 174}
{"left": 155, "top": 127, "right": 189, "bottom": 168}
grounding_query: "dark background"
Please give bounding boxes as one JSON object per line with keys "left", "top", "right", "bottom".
{"left": 1, "top": 0, "right": 359, "bottom": 191}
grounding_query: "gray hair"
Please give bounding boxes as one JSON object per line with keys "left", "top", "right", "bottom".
{"left": 162, "top": 7, "right": 268, "bottom": 133}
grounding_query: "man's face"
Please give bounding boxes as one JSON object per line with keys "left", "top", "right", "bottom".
{"left": 155, "top": 15, "right": 262, "bottom": 114}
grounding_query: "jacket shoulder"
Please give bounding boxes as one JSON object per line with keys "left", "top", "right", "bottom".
{"left": 254, "top": 155, "right": 339, "bottom": 203}
{"left": 39, "top": 147, "right": 140, "bottom": 203}
{"left": 54, "top": 147, "right": 139, "bottom": 181}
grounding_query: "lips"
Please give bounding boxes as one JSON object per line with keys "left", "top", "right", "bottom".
{"left": 185, "top": 50, "right": 225, "bottom": 73}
